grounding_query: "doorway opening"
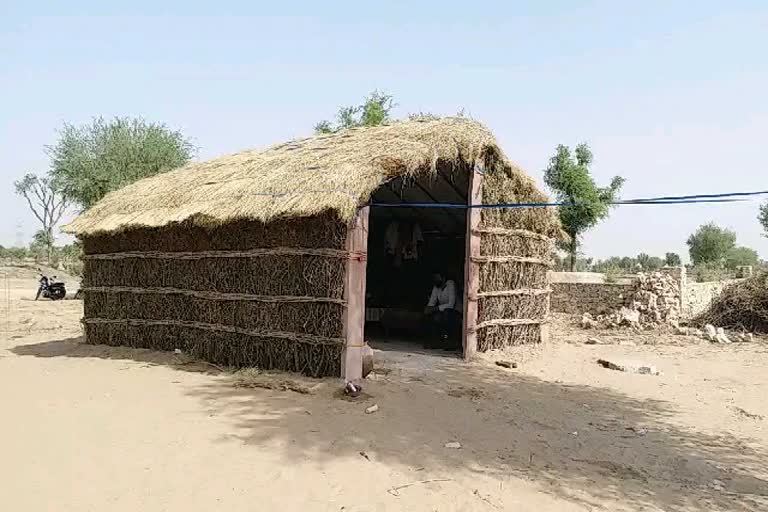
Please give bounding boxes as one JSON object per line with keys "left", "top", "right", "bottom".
{"left": 364, "top": 165, "right": 469, "bottom": 357}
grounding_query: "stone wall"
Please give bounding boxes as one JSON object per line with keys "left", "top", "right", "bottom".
{"left": 550, "top": 271, "right": 634, "bottom": 285}
{"left": 684, "top": 280, "right": 738, "bottom": 319}
{"left": 551, "top": 282, "right": 632, "bottom": 315}
{"left": 551, "top": 267, "right": 736, "bottom": 320}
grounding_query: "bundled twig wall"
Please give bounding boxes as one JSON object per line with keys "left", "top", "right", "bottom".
{"left": 474, "top": 153, "right": 555, "bottom": 351}
{"left": 84, "top": 290, "right": 344, "bottom": 338}
{"left": 83, "top": 255, "right": 346, "bottom": 298}
{"left": 81, "top": 214, "right": 349, "bottom": 376}
{"left": 83, "top": 247, "right": 356, "bottom": 261}
{"left": 82, "top": 214, "right": 346, "bottom": 253}
{"left": 82, "top": 286, "right": 346, "bottom": 304}
{"left": 478, "top": 259, "right": 549, "bottom": 292}
{"left": 474, "top": 228, "right": 552, "bottom": 259}
{"left": 478, "top": 294, "right": 548, "bottom": 324}
{"left": 84, "top": 322, "right": 342, "bottom": 377}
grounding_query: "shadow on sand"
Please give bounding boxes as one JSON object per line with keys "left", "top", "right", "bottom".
{"left": 13, "top": 336, "right": 768, "bottom": 511}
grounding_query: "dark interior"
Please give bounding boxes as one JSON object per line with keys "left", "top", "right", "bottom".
{"left": 364, "top": 165, "right": 469, "bottom": 354}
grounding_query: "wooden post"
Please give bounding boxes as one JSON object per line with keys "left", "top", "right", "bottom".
{"left": 540, "top": 290, "right": 551, "bottom": 343}
{"left": 676, "top": 266, "right": 687, "bottom": 319}
{"left": 341, "top": 206, "right": 369, "bottom": 382}
{"left": 462, "top": 165, "right": 483, "bottom": 360}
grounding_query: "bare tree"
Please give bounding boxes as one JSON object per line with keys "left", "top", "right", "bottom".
{"left": 14, "top": 173, "right": 69, "bottom": 263}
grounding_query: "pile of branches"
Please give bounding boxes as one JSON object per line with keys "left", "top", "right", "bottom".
{"left": 695, "top": 272, "right": 768, "bottom": 333}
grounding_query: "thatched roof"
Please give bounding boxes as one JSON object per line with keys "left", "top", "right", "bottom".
{"left": 64, "top": 117, "right": 560, "bottom": 237}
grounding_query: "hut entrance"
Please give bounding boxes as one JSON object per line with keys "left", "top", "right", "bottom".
{"left": 364, "top": 169, "right": 469, "bottom": 356}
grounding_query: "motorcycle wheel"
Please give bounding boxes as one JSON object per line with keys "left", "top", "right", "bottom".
{"left": 51, "top": 288, "right": 66, "bottom": 301}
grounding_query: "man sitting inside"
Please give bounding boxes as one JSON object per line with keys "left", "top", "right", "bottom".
{"left": 424, "top": 271, "right": 461, "bottom": 350}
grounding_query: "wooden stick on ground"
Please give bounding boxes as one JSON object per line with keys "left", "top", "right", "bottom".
{"left": 387, "top": 479, "right": 453, "bottom": 497}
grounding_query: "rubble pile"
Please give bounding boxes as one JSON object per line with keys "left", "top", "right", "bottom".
{"left": 578, "top": 271, "right": 761, "bottom": 344}
{"left": 686, "top": 324, "right": 755, "bottom": 344}
{"left": 581, "top": 271, "right": 682, "bottom": 330}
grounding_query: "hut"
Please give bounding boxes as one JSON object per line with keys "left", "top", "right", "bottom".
{"left": 64, "top": 118, "right": 562, "bottom": 379}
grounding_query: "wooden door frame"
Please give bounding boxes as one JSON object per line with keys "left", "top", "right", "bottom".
{"left": 341, "top": 206, "right": 369, "bottom": 382}
{"left": 462, "top": 164, "right": 483, "bottom": 360}
{"left": 342, "top": 163, "right": 483, "bottom": 379}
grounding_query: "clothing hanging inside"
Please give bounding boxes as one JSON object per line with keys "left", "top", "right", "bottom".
{"left": 384, "top": 221, "right": 424, "bottom": 267}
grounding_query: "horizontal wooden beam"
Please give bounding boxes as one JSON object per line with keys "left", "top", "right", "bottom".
{"left": 84, "top": 247, "right": 352, "bottom": 260}
{"left": 470, "top": 318, "right": 545, "bottom": 332}
{"left": 82, "top": 286, "right": 345, "bottom": 304}
{"left": 83, "top": 317, "right": 344, "bottom": 345}
{"left": 476, "top": 288, "right": 551, "bottom": 298}
{"left": 472, "top": 227, "right": 552, "bottom": 242}
{"left": 471, "top": 255, "right": 552, "bottom": 266}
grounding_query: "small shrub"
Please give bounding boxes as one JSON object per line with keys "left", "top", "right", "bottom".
{"left": 692, "top": 262, "right": 730, "bottom": 282}
{"left": 604, "top": 266, "right": 622, "bottom": 283}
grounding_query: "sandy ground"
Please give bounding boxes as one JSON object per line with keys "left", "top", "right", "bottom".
{"left": 1, "top": 273, "right": 767, "bottom": 511}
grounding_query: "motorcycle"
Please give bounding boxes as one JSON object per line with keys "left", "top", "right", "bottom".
{"left": 35, "top": 271, "right": 67, "bottom": 301}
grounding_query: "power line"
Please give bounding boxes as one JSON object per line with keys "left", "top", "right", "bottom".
{"left": 619, "top": 190, "right": 768, "bottom": 204}
{"left": 368, "top": 189, "right": 768, "bottom": 209}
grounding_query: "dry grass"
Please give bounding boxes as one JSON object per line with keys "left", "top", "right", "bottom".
{"left": 230, "top": 368, "right": 323, "bottom": 394}
{"left": 64, "top": 117, "right": 561, "bottom": 239}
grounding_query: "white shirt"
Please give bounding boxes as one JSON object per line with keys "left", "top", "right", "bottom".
{"left": 427, "top": 280, "right": 458, "bottom": 312}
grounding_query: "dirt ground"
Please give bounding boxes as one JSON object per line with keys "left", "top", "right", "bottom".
{"left": 1, "top": 272, "right": 767, "bottom": 511}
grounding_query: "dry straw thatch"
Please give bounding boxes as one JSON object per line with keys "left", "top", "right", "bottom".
{"left": 68, "top": 117, "right": 562, "bottom": 376}
{"left": 64, "top": 117, "right": 560, "bottom": 238}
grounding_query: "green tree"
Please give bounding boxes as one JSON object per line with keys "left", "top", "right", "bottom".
{"left": 593, "top": 256, "right": 622, "bottom": 273}
{"left": 29, "top": 229, "right": 53, "bottom": 262}
{"left": 724, "top": 246, "right": 759, "bottom": 270}
{"left": 686, "top": 223, "right": 736, "bottom": 266}
{"left": 315, "top": 91, "right": 395, "bottom": 134}
{"left": 2, "top": 246, "right": 30, "bottom": 261}
{"left": 636, "top": 253, "right": 651, "bottom": 269}
{"left": 636, "top": 253, "right": 664, "bottom": 271}
{"left": 619, "top": 256, "right": 636, "bottom": 270}
{"left": 54, "top": 241, "right": 84, "bottom": 276}
{"left": 760, "top": 200, "right": 768, "bottom": 237}
{"left": 49, "top": 117, "right": 196, "bottom": 209}
{"left": 14, "top": 173, "right": 69, "bottom": 263}
{"left": 543, "top": 144, "right": 624, "bottom": 271}
{"left": 554, "top": 254, "right": 592, "bottom": 271}
{"left": 665, "top": 252, "right": 682, "bottom": 267}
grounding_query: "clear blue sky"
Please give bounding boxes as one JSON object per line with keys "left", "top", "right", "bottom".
{"left": 2, "top": 1, "right": 767, "bottom": 261}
